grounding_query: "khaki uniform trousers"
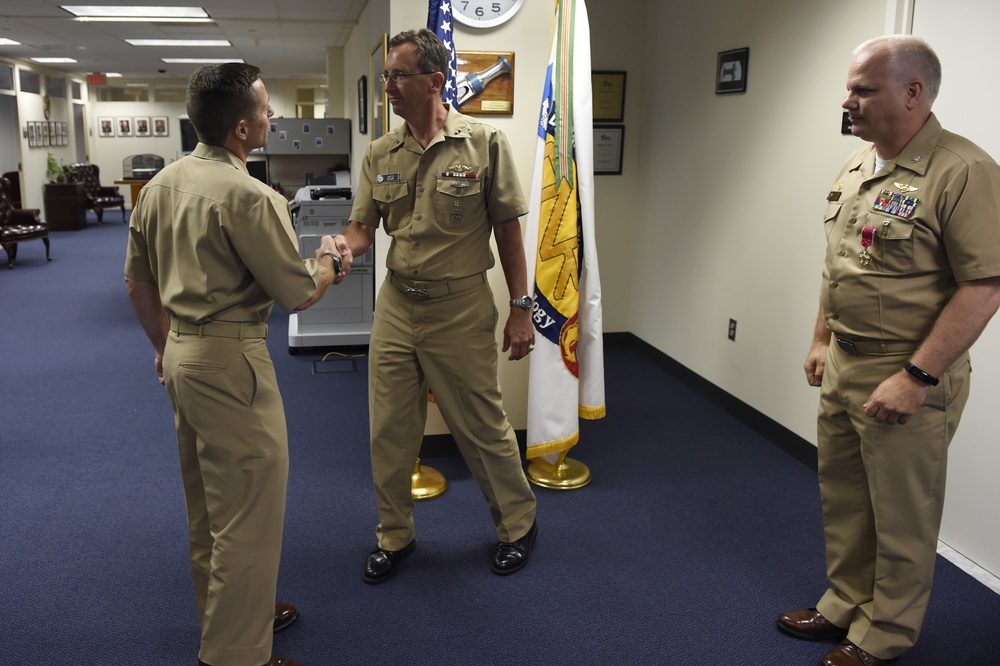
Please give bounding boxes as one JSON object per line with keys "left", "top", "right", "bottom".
{"left": 163, "top": 326, "right": 288, "bottom": 666}
{"left": 369, "top": 278, "right": 537, "bottom": 550}
{"left": 814, "top": 342, "right": 970, "bottom": 660}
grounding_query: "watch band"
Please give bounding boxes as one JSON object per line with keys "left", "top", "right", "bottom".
{"left": 321, "top": 252, "right": 342, "bottom": 273}
{"left": 904, "top": 362, "right": 939, "bottom": 386}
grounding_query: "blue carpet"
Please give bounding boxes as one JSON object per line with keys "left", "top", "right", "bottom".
{"left": 1, "top": 215, "right": 998, "bottom": 665}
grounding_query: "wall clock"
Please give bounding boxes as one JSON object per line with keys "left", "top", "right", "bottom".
{"left": 453, "top": 0, "right": 525, "bottom": 29}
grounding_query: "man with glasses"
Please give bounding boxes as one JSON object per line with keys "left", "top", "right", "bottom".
{"left": 328, "top": 28, "right": 538, "bottom": 583}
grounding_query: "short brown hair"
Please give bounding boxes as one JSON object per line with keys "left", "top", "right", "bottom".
{"left": 388, "top": 28, "right": 449, "bottom": 78}
{"left": 186, "top": 63, "right": 263, "bottom": 145}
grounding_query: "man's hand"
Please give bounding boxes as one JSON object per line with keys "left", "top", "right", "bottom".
{"left": 503, "top": 308, "right": 535, "bottom": 360}
{"left": 863, "top": 370, "right": 930, "bottom": 424}
{"left": 804, "top": 340, "right": 829, "bottom": 387}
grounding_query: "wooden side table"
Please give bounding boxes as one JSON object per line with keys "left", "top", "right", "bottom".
{"left": 114, "top": 179, "right": 151, "bottom": 208}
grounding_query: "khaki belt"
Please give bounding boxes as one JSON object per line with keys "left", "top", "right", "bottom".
{"left": 835, "top": 335, "right": 917, "bottom": 355}
{"left": 388, "top": 271, "right": 485, "bottom": 300}
{"left": 170, "top": 319, "right": 268, "bottom": 340}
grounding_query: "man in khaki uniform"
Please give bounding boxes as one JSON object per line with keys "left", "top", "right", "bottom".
{"left": 777, "top": 36, "right": 1000, "bottom": 666}
{"left": 125, "top": 63, "right": 340, "bottom": 666}
{"left": 330, "top": 29, "right": 538, "bottom": 583}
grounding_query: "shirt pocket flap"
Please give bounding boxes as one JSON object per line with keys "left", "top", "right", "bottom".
{"left": 435, "top": 177, "right": 483, "bottom": 199}
{"left": 867, "top": 214, "right": 915, "bottom": 240}
{"left": 823, "top": 202, "right": 843, "bottom": 223}
{"left": 373, "top": 182, "right": 409, "bottom": 204}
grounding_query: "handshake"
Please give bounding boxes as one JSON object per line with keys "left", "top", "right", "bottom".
{"left": 315, "top": 234, "right": 351, "bottom": 282}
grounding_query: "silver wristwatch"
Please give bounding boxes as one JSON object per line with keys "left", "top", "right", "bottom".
{"left": 510, "top": 295, "right": 533, "bottom": 311}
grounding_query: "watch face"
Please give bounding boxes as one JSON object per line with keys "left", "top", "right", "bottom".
{"left": 453, "top": 0, "right": 525, "bottom": 28}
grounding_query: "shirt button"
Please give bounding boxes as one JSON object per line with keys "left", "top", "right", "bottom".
{"left": 839, "top": 250, "right": 847, "bottom": 257}
{"left": 415, "top": 214, "right": 422, "bottom": 221}
{"left": 831, "top": 313, "right": 839, "bottom": 320}
{"left": 418, "top": 187, "right": 424, "bottom": 193}
{"left": 831, "top": 282, "right": 838, "bottom": 288}
{"left": 849, "top": 217, "right": 857, "bottom": 225}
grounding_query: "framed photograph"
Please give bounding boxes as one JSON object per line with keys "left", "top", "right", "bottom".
{"left": 592, "top": 70, "right": 626, "bottom": 122}
{"left": 455, "top": 51, "right": 515, "bottom": 115}
{"left": 593, "top": 125, "right": 625, "bottom": 175}
{"left": 370, "top": 34, "right": 388, "bottom": 139}
{"left": 152, "top": 116, "right": 168, "bottom": 137}
{"left": 41, "top": 121, "right": 50, "bottom": 146}
{"left": 117, "top": 116, "right": 132, "bottom": 137}
{"left": 358, "top": 75, "right": 368, "bottom": 135}
{"left": 28, "top": 122, "right": 36, "bottom": 147}
{"left": 716, "top": 47, "right": 749, "bottom": 94}
{"left": 98, "top": 117, "right": 114, "bottom": 137}
{"left": 134, "top": 116, "right": 150, "bottom": 137}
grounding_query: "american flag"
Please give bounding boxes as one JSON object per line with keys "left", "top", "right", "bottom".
{"left": 427, "top": 0, "right": 459, "bottom": 109}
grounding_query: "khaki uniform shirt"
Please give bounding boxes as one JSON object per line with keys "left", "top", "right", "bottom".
{"left": 349, "top": 106, "right": 527, "bottom": 281}
{"left": 125, "top": 143, "right": 319, "bottom": 323}
{"left": 822, "top": 114, "right": 1000, "bottom": 342}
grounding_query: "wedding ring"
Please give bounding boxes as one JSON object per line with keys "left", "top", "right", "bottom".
{"left": 528, "top": 344, "right": 535, "bottom": 351}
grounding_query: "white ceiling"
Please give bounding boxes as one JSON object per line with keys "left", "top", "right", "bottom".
{"left": 0, "top": 0, "right": 368, "bottom": 80}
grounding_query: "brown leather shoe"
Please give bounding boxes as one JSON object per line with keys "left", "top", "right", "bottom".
{"left": 777, "top": 607, "right": 848, "bottom": 640}
{"left": 199, "top": 654, "right": 301, "bottom": 666}
{"left": 274, "top": 602, "right": 299, "bottom": 633}
{"left": 821, "top": 640, "right": 895, "bottom": 665}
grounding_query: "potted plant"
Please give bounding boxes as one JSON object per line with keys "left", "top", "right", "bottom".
{"left": 46, "top": 152, "right": 74, "bottom": 183}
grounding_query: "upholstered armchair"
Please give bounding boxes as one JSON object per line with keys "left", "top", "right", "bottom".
{"left": 0, "top": 176, "right": 51, "bottom": 269}
{"left": 69, "top": 163, "right": 126, "bottom": 224}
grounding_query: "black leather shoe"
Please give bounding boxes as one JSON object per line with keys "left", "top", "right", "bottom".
{"left": 273, "top": 602, "right": 299, "bottom": 633}
{"left": 363, "top": 539, "right": 416, "bottom": 584}
{"left": 777, "top": 608, "right": 848, "bottom": 641}
{"left": 491, "top": 521, "right": 538, "bottom": 575}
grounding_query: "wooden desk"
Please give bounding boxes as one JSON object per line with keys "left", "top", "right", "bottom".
{"left": 114, "top": 179, "right": 150, "bottom": 208}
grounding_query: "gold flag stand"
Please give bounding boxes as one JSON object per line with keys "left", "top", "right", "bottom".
{"left": 411, "top": 458, "right": 447, "bottom": 500}
{"left": 526, "top": 457, "right": 591, "bottom": 490}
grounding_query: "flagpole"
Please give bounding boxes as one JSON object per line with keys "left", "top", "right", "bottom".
{"left": 411, "top": 458, "right": 447, "bottom": 499}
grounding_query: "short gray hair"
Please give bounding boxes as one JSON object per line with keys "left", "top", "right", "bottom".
{"left": 855, "top": 35, "right": 941, "bottom": 105}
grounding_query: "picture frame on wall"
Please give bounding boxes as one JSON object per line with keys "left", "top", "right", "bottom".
{"left": 117, "top": 116, "right": 132, "bottom": 137}
{"left": 370, "top": 33, "right": 388, "bottom": 139}
{"left": 153, "top": 116, "right": 168, "bottom": 137}
{"left": 98, "top": 117, "right": 114, "bottom": 137}
{"left": 455, "top": 51, "right": 515, "bottom": 115}
{"left": 134, "top": 116, "right": 150, "bottom": 137}
{"left": 716, "top": 47, "right": 749, "bottom": 94}
{"left": 358, "top": 75, "right": 368, "bottom": 135}
{"left": 593, "top": 124, "right": 625, "bottom": 175}
{"left": 28, "top": 122, "right": 36, "bottom": 147}
{"left": 41, "top": 121, "right": 49, "bottom": 147}
{"left": 592, "top": 70, "right": 627, "bottom": 122}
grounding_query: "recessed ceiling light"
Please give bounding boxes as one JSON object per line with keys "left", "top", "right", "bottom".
{"left": 161, "top": 58, "right": 245, "bottom": 64}
{"left": 0, "top": 38, "right": 22, "bottom": 46}
{"left": 126, "top": 39, "right": 230, "bottom": 47}
{"left": 32, "top": 57, "right": 78, "bottom": 63}
{"left": 105, "top": 72, "right": 123, "bottom": 77}
{"left": 62, "top": 5, "right": 210, "bottom": 18}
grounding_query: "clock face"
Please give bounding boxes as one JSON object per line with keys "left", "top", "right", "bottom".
{"left": 453, "top": 0, "right": 525, "bottom": 28}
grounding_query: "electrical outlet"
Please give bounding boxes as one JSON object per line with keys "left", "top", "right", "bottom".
{"left": 728, "top": 318, "right": 737, "bottom": 341}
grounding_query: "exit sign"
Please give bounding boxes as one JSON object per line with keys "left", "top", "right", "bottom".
{"left": 87, "top": 73, "right": 105, "bottom": 85}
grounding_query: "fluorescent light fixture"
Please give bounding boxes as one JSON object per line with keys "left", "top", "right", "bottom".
{"left": 0, "top": 38, "right": 22, "bottom": 46}
{"left": 127, "top": 39, "right": 230, "bottom": 47}
{"left": 105, "top": 72, "right": 123, "bottom": 77}
{"left": 32, "top": 57, "right": 78, "bottom": 63}
{"left": 75, "top": 16, "right": 213, "bottom": 23}
{"left": 62, "top": 6, "right": 209, "bottom": 18}
{"left": 162, "top": 58, "right": 245, "bottom": 64}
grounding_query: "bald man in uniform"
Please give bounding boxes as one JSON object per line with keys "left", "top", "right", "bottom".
{"left": 777, "top": 36, "right": 1000, "bottom": 666}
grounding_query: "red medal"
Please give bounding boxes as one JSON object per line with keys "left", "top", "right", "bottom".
{"left": 859, "top": 225, "right": 875, "bottom": 267}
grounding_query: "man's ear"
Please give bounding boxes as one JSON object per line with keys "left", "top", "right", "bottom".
{"left": 234, "top": 118, "right": 249, "bottom": 140}
{"left": 904, "top": 80, "right": 924, "bottom": 110}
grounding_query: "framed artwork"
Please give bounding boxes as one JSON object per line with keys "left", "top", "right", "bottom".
{"left": 593, "top": 125, "right": 625, "bottom": 175}
{"left": 592, "top": 71, "right": 627, "bottom": 122}
{"left": 456, "top": 51, "right": 514, "bottom": 115}
{"left": 117, "top": 116, "right": 132, "bottom": 137}
{"left": 98, "top": 117, "right": 114, "bottom": 137}
{"left": 153, "top": 116, "right": 168, "bottom": 137}
{"left": 41, "top": 121, "right": 49, "bottom": 146}
{"left": 134, "top": 116, "right": 150, "bottom": 137}
{"left": 716, "top": 47, "right": 749, "bottom": 94}
{"left": 28, "top": 122, "right": 36, "bottom": 147}
{"left": 370, "top": 33, "right": 388, "bottom": 139}
{"left": 358, "top": 75, "right": 368, "bottom": 135}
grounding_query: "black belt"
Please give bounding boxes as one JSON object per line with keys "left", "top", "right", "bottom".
{"left": 169, "top": 319, "right": 268, "bottom": 340}
{"left": 388, "top": 271, "right": 485, "bottom": 300}
{"left": 834, "top": 335, "right": 916, "bottom": 355}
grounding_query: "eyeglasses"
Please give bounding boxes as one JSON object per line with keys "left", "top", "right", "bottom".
{"left": 376, "top": 71, "right": 435, "bottom": 83}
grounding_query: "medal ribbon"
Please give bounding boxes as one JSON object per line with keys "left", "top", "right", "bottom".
{"left": 861, "top": 225, "right": 875, "bottom": 250}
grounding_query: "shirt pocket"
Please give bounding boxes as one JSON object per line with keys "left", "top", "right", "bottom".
{"left": 372, "top": 182, "right": 410, "bottom": 231}
{"left": 823, "top": 202, "right": 843, "bottom": 242}
{"left": 434, "top": 177, "right": 483, "bottom": 225}
{"left": 866, "top": 212, "right": 915, "bottom": 274}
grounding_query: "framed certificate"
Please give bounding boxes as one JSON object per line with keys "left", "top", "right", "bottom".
{"left": 592, "top": 70, "right": 626, "bottom": 122}
{"left": 593, "top": 125, "right": 624, "bottom": 175}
